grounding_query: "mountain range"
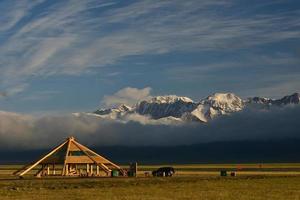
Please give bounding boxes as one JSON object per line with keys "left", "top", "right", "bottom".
{"left": 74, "top": 92, "right": 300, "bottom": 124}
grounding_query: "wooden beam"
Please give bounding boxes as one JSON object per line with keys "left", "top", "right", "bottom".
{"left": 62, "top": 138, "right": 72, "bottom": 176}
{"left": 73, "top": 140, "right": 121, "bottom": 169}
{"left": 35, "top": 165, "right": 44, "bottom": 177}
{"left": 72, "top": 141, "right": 99, "bottom": 164}
{"left": 18, "top": 139, "right": 69, "bottom": 177}
{"left": 72, "top": 140, "right": 123, "bottom": 175}
{"left": 92, "top": 163, "right": 111, "bottom": 174}
{"left": 100, "top": 163, "right": 111, "bottom": 172}
{"left": 72, "top": 141, "right": 112, "bottom": 175}
{"left": 65, "top": 156, "right": 94, "bottom": 163}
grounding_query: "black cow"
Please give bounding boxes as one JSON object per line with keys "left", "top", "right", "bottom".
{"left": 152, "top": 167, "right": 175, "bottom": 177}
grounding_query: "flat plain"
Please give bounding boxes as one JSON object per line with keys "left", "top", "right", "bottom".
{"left": 0, "top": 163, "right": 300, "bottom": 200}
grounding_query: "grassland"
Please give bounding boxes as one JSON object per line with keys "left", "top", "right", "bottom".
{"left": 0, "top": 164, "right": 300, "bottom": 200}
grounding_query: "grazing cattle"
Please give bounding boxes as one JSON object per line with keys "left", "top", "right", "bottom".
{"left": 152, "top": 167, "right": 175, "bottom": 177}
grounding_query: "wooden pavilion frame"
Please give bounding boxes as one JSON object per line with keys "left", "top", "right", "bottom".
{"left": 14, "top": 137, "right": 124, "bottom": 178}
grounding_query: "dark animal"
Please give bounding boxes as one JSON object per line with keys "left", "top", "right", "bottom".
{"left": 152, "top": 167, "right": 175, "bottom": 177}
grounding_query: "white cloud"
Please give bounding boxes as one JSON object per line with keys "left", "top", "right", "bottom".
{"left": 102, "top": 87, "right": 152, "bottom": 107}
{"left": 244, "top": 74, "right": 300, "bottom": 98}
{"left": 0, "top": 104, "right": 300, "bottom": 149}
{"left": 0, "top": 0, "right": 45, "bottom": 31}
{"left": 0, "top": 0, "right": 299, "bottom": 96}
{"left": 0, "top": 83, "right": 28, "bottom": 98}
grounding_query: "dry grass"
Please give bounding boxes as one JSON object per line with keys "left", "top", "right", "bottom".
{"left": 0, "top": 164, "right": 300, "bottom": 200}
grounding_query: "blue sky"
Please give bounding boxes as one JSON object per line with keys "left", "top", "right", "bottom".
{"left": 0, "top": 0, "right": 299, "bottom": 114}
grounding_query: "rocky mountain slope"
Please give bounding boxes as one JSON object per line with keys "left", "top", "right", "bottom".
{"left": 91, "top": 92, "right": 300, "bottom": 123}
{"left": 248, "top": 93, "right": 300, "bottom": 106}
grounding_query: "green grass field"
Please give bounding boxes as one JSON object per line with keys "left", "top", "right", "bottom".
{"left": 0, "top": 164, "right": 300, "bottom": 200}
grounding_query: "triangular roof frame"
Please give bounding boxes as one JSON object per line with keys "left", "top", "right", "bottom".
{"left": 14, "top": 137, "right": 124, "bottom": 177}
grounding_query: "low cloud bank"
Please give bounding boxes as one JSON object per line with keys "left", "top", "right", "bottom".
{"left": 0, "top": 105, "right": 300, "bottom": 150}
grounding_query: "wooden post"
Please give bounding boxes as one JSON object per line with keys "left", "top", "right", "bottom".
{"left": 62, "top": 164, "right": 65, "bottom": 176}
{"left": 35, "top": 165, "right": 44, "bottom": 177}
{"left": 65, "top": 164, "right": 69, "bottom": 175}
{"left": 135, "top": 162, "right": 138, "bottom": 177}
{"left": 87, "top": 164, "right": 89, "bottom": 174}
{"left": 90, "top": 165, "right": 93, "bottom": 175}
{"left": 96, "top": 165, "right": 99, "bottom": 176}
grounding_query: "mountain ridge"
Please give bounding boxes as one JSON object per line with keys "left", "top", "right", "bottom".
{"left": 90, "top": 92, "right": 300, "bottom": 124}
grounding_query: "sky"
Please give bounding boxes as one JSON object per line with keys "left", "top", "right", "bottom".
{"left": 0, "top": 0, "right": 300, "bottom": 150}
{"left": 0, "top": 0, "right": 299, "bottom": 114}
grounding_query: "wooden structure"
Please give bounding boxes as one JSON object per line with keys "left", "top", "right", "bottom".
{"left": 14, "top": 136, "right": 124, "bottom": 178}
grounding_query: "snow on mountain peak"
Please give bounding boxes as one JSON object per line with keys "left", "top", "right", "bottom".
{"left": 146, "top": 95, "right": 193, "bottom": 104}
{"left": 202, "top": 93, "right": 244, "bottom": 112}
{"left": 90, "top": 92, "right": 299, "bottom": 124}
{"left": 94, "top": 104, "right": 132, "bottom": 116}
{"left": 116, "top": 104, "right": 132, "bottom": 112}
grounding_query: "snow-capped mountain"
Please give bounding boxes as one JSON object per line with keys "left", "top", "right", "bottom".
{"left": 136, "top": 95, "right": 196, "bottom": 119}
{"left": 178, "top": 93, "right": 244, "bottom": 122}
{"left": 93, "top": 104, "right": 133, "bottom": 120}
{"left": 87, "top": 92, "right": 300, "bottom": 124}
{"left": 95, "top": 104, "right": 132, "bottom": 115}
{"left": 247, "top": 93, "right": 300, "bottom": 106}
{"left": 201, "top": 93, "right": 244, "bottom": 113}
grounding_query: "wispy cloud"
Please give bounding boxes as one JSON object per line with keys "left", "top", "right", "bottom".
{"left": 0, "top": 0, "right": 45, "bottom": 32}
{"left": 0, "top": 84, "right": 28, "bottom": 98}
{"left": 102, "top": 87, "right": 152, "bottom": 107}
{"left": 0, "top": 0, "right": 299, "bottom": 96}
{"left": 165, "top": 51, "right": 300, "bottom": 98}
{"left": 245, "top": 74, "right": 300, "bottom": 98}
